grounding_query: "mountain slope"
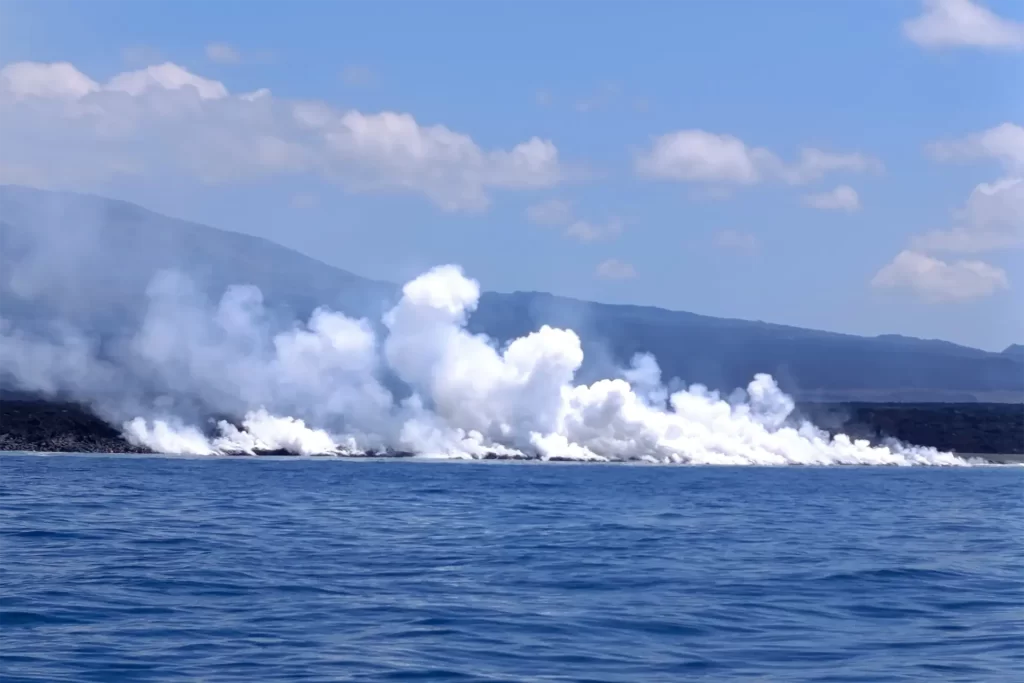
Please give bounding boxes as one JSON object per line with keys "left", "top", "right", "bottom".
{"left": 1, "top": 185, "right": 1021, "bottom": 402}
{"left": 469, "top": 292, "right": 1021, "bottom": 402}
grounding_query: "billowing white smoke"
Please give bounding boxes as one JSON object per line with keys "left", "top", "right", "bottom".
{"left": 383, "top": 265, "right": 584, "bottom": 455}
{"left": 1, "top": 264, "right": 976, "bottom": 466}
{"left": 126, "top": 271, "right": 395, "bottom": 450}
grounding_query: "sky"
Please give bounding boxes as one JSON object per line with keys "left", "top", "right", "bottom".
{"left": 0, "top": 0, "right": 1021, "bottom": 351}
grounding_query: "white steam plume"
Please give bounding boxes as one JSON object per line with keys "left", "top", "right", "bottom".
{"left": 1, "top": 264, "right": 977, "bottom": 466}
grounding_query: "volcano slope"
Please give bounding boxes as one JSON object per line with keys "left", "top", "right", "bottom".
{"left": 2, "top": 185, "right": 1022, "bottom": 407}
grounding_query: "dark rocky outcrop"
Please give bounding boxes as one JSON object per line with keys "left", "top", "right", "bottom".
{"left": 0, "top": 398, "right": 148, "bottom": 454}
{"left": 797, "top": 402, "right": 1024, "bottom": 456}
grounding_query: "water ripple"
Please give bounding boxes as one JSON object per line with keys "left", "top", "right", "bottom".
{"left": 1, "top": 454, "right": 1022, "bottom": 682}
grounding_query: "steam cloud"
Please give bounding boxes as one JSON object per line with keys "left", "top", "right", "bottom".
{"left": 0, "top": 263, "right": 976, "bottom": 465}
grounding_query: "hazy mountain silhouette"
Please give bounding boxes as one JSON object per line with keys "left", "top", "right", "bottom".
{"left": 2, "top": 184, "right": 1021, "bottom": 402}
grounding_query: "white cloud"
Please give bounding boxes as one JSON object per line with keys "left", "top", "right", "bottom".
{"left": 927, "top": 122, "right": 1024, "bottom": 172}
{"left": 904, "top": 0, "right": 1024, "bottom": 50}
{"left": 872, "top": 123, "right": 1022, "bottom": 297}
{"left": 595, "top": 259, "right": 636, "bottom": 280}
{"left": 916, "top": 124, "right": 1024, "bottom": 252}
{"left": 0, "top": 60, "right": 567, "bottom": 211}
{"left": 341, "top": 65, "right": 373, "bottom": 86}
{"left": 312, "top": 111, "right": 564, "bottom": 210}
{"left": 525, "top": 199, "right": 623, "bottom": 242}
{"left": 715, "top": 229, "right": 759, "bottom": 252}
{"left": 0, "top": 61, "right": 99, "bottom": 99}
{"left": 205, "top": 42, "right": 242, "bottom": 64}
{"left": 802, "top": 185, "right": 861, "bottom": 212}
{"left": 106, "top": 63, "right": 229, "bottom": 99}
{"left": 635, "top": 129, "right": 880, "bottom": 186}
{"left": 912, "top": 176, "right": 1024, "bottom": 252}
{"left": 636, "top": 130, "right": 764, "bottom": 184}
{"left": 871, "top": 250, "right": 1008, "bottom": 301}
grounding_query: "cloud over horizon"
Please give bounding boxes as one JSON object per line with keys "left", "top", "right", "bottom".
{"left": 904, "top": 0, "right": 1024, "bottom": 50}
{"left": 872, "top": 122, "right": 1021, "bottom": 302}
{"left": 0, "top": 60, "right": 569, "bottom": 212}
{"left": 872, "top": 250, "right": 1009, "bottom": 302}
{"left": 0, "top": 0, "right": 1017, "bottom": 354}
{"left": 634, "top": 130, "right": 881, "bottom": 188}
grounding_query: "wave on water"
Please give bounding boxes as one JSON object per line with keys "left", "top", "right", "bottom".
{"left": 0, "top": 264, "right": 975, "bottom": 466}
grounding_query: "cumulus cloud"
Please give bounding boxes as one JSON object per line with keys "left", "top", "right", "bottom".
{"left": 595, "top": 259, "right": 636, "bottom": 280}
{"left": 525, "top": 199, "right": 623, "bottom": 242}
{"left": 636, "top": 130, "right": 763, "bottom": 184}
{"left": 872, "top": 123, "right": 1021, "bottom": 299}
{"left": 904, "top": 0, "right": 1024, "bottom": 50}
{"left": 635, "top": 129, "right": 880, "bottom": 187}
{"left": 871, "top": 250, "right": 1008, "bottom": 301}
{"left": 927, "top": 122, "right": 1024, "bottom": 172}
{"left": 0, "top": 61, "right": 100, "bottom": 98}
{"left": 106, "top": 62, "right": 229, "bottom": 99}
{"left": 915, "top": 124, "right": 1024, "bottom": 253}
{"left": 913, "top": 177, "right": 1024, "bottom": 253}
{"left": 0, "top": 60, "right": 567, "bottom": 211}
{"left": 803, "top": 185, "right": 861, "bottom": 212}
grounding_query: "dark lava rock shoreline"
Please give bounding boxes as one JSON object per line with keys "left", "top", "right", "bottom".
{"left": 1, "top": 397, "right": 1021, "bottom": 459}
{"left": 795, "top": 402, "right": 1023, "bottom": 457}
{"left": 0, "top": 398, "right": 150, "bottom": 455}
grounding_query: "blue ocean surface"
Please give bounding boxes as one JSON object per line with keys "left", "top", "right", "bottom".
{"left": 1, "top": 454, "right": 1022, "bottom": 682}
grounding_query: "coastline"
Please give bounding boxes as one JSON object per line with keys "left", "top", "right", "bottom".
{"left": 2, "top": 396, "right": 1021, "bottom": 460}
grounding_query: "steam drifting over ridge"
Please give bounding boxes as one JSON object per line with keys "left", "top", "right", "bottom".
{"left": 1, "top": 262, "right": 975, "bottom": 466}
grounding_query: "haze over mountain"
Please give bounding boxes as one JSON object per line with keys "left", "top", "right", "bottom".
{"left": 1, "top": 184, "right": 1021, "bottom": 403}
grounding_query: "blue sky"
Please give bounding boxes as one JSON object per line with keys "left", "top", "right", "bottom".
{"left": 1, "top": 0, "right": 1021, "bottom": 350}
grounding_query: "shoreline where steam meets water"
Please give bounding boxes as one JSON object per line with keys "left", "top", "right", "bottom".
{"left": 3, "top": 398, "right": 1022, "bottom": 466}
{"left": 3, "top": 265, "right": 1022, "bottom": 467}
{"left": 4, "top": 451, "right": 1024, "bottom": 467}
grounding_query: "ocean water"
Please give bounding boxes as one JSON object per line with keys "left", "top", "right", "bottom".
{"left": 1, "top": 454, "right": 1022, "bottom": 682}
